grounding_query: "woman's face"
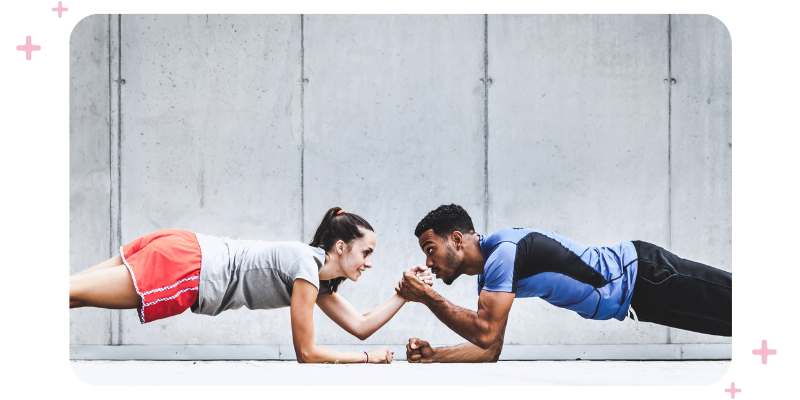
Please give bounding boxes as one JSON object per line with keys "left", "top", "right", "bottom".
{"left": 340, "top": 229, "right": 376, "bottom": 282}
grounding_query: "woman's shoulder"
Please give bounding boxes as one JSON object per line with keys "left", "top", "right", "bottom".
{"left": 271, "top": 241, "right": 312, "bottom": 250}
{"left": 194, "top": 234, "right": 324, "bottom": 260}
{"left": 259, "top": 241, "right": 325, "bottom": 258}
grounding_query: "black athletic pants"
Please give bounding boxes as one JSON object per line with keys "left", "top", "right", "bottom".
{"left": 630, "top": 241, "right": 732, "bottom": 337}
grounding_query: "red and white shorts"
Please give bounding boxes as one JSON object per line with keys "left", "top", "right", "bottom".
{"left": 120, "top": 229, "right": 201, "bottom": 324}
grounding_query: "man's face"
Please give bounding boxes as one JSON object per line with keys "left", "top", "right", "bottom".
{"left": 418, "top": 229, "right": 462, "bottom": 285}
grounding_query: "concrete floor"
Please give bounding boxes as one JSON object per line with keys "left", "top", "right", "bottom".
{"left": 71, "top": 360, "right": 730, "bottom": 386}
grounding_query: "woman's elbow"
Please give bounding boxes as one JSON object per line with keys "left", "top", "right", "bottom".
{"left": 295, "top": 348, "right": 316, "bottom": 363}
{"left": 352, "top": 319, "right": 372, "bottom": 341}
{"left": 354, "top": 329, "right": 372, "bottom": 341}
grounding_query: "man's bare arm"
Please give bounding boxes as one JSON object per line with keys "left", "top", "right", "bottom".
{"left": 396, "top": 271, "right": 514, "bottom": 349}
{"left": 407, "top": 321, "right": 507, "bottom": 363}
{"left": 423, "top": 289, "right": 513, "bottom": 349}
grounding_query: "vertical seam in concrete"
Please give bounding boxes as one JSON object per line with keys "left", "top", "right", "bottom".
{"left": 667, "top": 14, "right": 672, "bottom": 252}
{"left": 108, "top": 14, "right": 114, "bottom": 262}
{"left": 117, "top": 14, "right": 122, "bottom": 251}
{"left": 483, "top": 14, "right": 489, "bottom": 234}
{"left": 117, "top": 14, "right": 122, "bottom": 250}
{"left": 300, "top": 14, "right": 305, "bottom": 242}
{"left": 107, "top": 14, "right": 114, "bottom": 346}
{"left": 667, "top": 14, "right": 673, "bottom": 345}
{"left": 116, "top": 13, "right": 123, "bottom": 345}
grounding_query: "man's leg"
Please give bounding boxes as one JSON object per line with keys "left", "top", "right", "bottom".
{"left": 630, "top": 241, "right": 731, "bottom": 337}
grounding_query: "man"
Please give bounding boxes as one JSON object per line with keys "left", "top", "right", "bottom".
{"left": 395, "top": 204, "right": 732, "bottom": 363}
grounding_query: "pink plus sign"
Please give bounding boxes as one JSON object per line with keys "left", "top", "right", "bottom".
{"left": 752, "top": 339, "right": 777, "bottom": 364}
{"left": 16, "top": 36, "right": 41, "bottom": 61}
{"left": 52, "top": 2, "right": 68, "bottom": 18}
{"left": 725, "top": 382, "right": 741, "bottom": 399}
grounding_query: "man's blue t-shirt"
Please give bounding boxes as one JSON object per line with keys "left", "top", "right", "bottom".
{"left": 478, "top": 228, "right": 638, "bottom": 321}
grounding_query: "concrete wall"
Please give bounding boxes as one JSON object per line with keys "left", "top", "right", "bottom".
{"left": 669, "top": 14, "right": 732, "bottom": 344}
{"left": 488, "top": 15, "right": 671, "bottom": 345}
{"left": 117, "top": 14, "right": 302, "bottom": 345}
{"left": 70, "top": 14, "right": 731, "bottom": 353}
{"left": 70, "top": 14, "right": 112, "bottom": 345}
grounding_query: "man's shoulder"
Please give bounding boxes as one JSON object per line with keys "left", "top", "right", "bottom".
{"left": 479, "top": 232, "right": 520, "bottom": 291}
{"left": 484, "top": 227, "right": 539, "bottom": 246}
{"left": 482, "top": 232, "right": 520, "bottom": 264}
{"left": 482, "top": 227, "right": 561, "bottom": 263}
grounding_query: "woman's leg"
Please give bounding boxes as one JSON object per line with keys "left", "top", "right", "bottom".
{"left": 71, "top": 254, "right": 124, "bottom": 277}
{"left": 70, "top": 265, "right": 140, "bottom": 309}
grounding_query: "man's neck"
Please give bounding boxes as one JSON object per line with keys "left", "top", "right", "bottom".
{"left": 461, "top": 233, "right": 486, "bottom": 276}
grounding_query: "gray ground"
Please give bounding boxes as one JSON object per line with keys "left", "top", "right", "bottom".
{"left": 71, "top": 360, "right": 731, "bottom": 386}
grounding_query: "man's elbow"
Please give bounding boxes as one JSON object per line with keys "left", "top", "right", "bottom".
{"left": 485, "top": 337, "right": 505, "bottom": 362}
{"left": 472, "top": 342, "right": 502, "bottom": 362}
{"left": 472, "top": 343, "right": 502, "bottom": 362}
{"left": 474, "top": 334, "right": 496, "bottom": 350}
{"left": 475, "top": 331, "right": 503, "bottom": 356}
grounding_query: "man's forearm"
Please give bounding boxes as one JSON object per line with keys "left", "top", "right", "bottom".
{"left": 421, "top": 291, "right": 494, "bottom": 348}
{"left": 431, "top": 320, "right": 507, "bottom": 363}
{"left": 429, "top": 340, "right": 503, "bottom": 363}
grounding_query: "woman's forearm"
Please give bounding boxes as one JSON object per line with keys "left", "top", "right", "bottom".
{"left": 296, "top": 345, "right": 368, "bottom": 364}
{"left": 357, "top": 293, "right": 406, "bottom": 338}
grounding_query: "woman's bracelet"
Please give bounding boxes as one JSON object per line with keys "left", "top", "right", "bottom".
{"left": 363, "top": 351, "right": 369, "bottom": 363}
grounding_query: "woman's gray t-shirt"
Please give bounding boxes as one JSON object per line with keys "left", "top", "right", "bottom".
{"left": 191, "top": 233, "right": 329, "bottom": 316}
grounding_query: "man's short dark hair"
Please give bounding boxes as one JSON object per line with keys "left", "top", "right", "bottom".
{"left": 414, "top": 204, "right": 475, "bottom": 239}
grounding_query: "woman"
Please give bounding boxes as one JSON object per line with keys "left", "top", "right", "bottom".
{"left": 70, "top": 207, "right": 431, "bottom": 364}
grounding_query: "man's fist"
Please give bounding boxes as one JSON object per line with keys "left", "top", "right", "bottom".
{"left": 406, "top": 338, "right": 434, "bottom": 363}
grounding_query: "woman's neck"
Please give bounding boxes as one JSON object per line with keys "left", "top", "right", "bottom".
{"left": 318, "top": 252, "right": 341, "bottom": 280}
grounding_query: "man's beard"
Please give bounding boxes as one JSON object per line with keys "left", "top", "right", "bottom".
{"left": 441, "top": 243, "right": 459, "bottom": 285}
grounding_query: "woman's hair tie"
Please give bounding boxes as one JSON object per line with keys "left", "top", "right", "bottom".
{"left": 336, "top": 209, "right": 346, "bottom": 215}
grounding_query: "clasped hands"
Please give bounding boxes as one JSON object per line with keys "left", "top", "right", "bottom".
{"left": 396, "top": 265, "right": 433, "bottom": 303}
{"left": 399, "top": 268, "right": 436, "bottom": 363}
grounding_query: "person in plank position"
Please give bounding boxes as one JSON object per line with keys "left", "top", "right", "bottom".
{"left": 396, "top": 204, "right": 731, "bottom": 363}
{"left": 70, "top": 207, "right": 432, "bottom": 364}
